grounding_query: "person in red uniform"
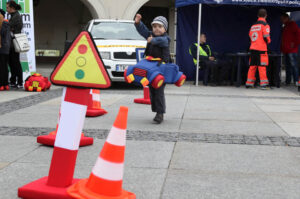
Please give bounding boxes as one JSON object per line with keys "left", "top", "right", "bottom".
{"left": 246, "top": 8, "right": 271, "bottom": 89}
{"left": 280, "top": 13, "right": 299, "bottom": 86}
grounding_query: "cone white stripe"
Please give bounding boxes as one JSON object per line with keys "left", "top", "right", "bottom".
{"left": 54, "top": 101, "right": 87, "bottom": 150}
{"left": 92, "top": 157, "right": 124, "bottom": 181}
{"left": 57, "top": 88, "right": 67, "bottom": 125}
{"left": 92, "top": 94, "right": 100, "bottom": 101}
{"left": 106, "top": 126, "right": 126, "bottom": 146}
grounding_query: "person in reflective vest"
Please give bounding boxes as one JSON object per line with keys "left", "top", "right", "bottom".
{"left": 246, "top": 8, "right": 271, "bottom": 89}
{"left": 189, "top": 34, "right": 230, "bottom": 86}
{"left": 189, "top": 43, "right": 212, "bottom": 66}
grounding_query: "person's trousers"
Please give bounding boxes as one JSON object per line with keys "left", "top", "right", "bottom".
{"left": 202, "top": 60, "right": 230, "bottom": 85}
{"left": 149, "top": 83, "right": 166, "bottom": 114}
{"left": 0, "top": 54, "right": 9, "bottom": 87}
{"left": 246, "top": 66, "right": 269, "bottom": 86}
{"left": 202, "top": 60, "right": 217, "bottom": 85}
{"left": 9, "top": 47, "right": 23, "bottom": 85}
{"left": 285, "top": 53, "right": 299, "bottom": 84}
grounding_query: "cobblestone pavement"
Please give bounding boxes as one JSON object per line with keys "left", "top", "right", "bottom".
{"left": 1, "top": 126, "right": 300, "bottom": 147}
{"left": 1, "top": 85, "right": 300, "bottom": 147}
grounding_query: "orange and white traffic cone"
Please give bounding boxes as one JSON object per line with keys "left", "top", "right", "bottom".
{"left": 67, "top": 106, "right": 135, "bottom": 199}
{"left": 86, "top": 89, "right": 107, "bottom": 117}
{"left": 37, "top": 88, "right": 93, "bottom": 147}
{"left": 134, "top": 86, "right": 151, "bottom": 105}
{"left": 18, "top": 88, "right": 91, "bottom": 199}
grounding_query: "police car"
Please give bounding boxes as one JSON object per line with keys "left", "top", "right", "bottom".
{"left": 85, "top": 19, "right": 147, "bottom": 82}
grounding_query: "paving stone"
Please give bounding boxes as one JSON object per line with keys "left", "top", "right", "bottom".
{"left": 0, "top": 162, "right": 9, "bottom": 170}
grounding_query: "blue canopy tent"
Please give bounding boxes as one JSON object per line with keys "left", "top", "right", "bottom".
{"left": 175, "top": 0, "right": 300, "bottom": 85}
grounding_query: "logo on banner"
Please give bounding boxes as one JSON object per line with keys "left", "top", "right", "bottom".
{"left": 1, "top": 0, "right": 30, "bottom": 13}
{"left": 213, "top": 0, "right": 223, "bottom": 3}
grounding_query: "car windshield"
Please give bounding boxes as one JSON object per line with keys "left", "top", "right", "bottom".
{"left": 90, "top": 22, "right": 145, "bottom": 40}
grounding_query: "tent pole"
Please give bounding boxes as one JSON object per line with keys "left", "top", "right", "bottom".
{"left": 196, "top": 3, "right": 202, "bottom": 87}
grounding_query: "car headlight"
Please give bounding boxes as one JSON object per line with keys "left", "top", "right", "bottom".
{"left": 99, "top": 52, "right": 111, "bottom": 60}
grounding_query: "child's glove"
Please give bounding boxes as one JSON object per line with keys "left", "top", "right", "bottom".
{"left": 135, "top": 14, "right": 142, "bottom": 24}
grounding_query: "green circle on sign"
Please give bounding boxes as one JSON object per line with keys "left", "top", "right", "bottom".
{"left": 75, "top": 69, "right": 85, "bottom": 79}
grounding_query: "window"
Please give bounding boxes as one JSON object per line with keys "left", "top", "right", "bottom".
{"left": 91, "top": 22, "right": 145, "bottom": 40}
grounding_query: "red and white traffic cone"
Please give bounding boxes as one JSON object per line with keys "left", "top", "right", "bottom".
{"left": 67, "top": 106, "right": 135, "bottom": 199}
{"left": 37, "top": 88, "right": 93, "bottom": 147}
{"left": 18, "top": 87, "right": 90, "bottom": 199}
{"left": 86, "top": 89, "right": 107, "bottom": 117}
{"left": 134, "top": 86, "right": 151, "bottom": 105}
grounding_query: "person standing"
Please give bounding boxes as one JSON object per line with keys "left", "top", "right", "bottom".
{"left": 134, "top": 14, "right": 170, "bottom": 124}
{"left": 6, "top": 1, "right": 23, "bottom": 88}
{"left": 280, "top": 13, "right": 299, "bottom": 86}
{"left": 0, "top": 9, "right": 11, "bottom": 91}
{"left": 246, "top": 8, "right": 271, "bottom": 90}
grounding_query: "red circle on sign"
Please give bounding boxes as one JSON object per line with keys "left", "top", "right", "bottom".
{"left": 78, "top": 45, "right": 87, "bottom": 54}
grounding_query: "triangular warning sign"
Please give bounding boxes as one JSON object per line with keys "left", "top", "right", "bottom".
{"left": 50, "top": 31, "right": 111, "bottom": 89}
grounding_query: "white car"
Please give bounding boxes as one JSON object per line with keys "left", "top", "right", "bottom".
{"left": 85, "top": 19, "right": 147, "bottom": 82}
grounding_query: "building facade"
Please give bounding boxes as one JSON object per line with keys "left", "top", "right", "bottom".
{"left": 34, "top": 0, "right": 176, "bottom": 58}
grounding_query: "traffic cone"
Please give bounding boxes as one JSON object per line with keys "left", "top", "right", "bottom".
{"left": 37, "top": 89, "right": 93, "bottom": 147}
{"left": 134, "top": 86, "right": 151, "bottom": 105}
{"left": 67, "top": 106, "right": 136, "bottom": 199}
{"left": 18, "top": 88, "right": 90, "bottom": 199}
{"left": 86, "top": 89, "right": 107, "bottom": 117}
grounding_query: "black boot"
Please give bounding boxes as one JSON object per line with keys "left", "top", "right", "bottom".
{"left": 153, "top": 113, "right": 164, "bottom": 124}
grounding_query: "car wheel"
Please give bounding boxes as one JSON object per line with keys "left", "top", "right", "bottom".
{"left": 151, "top": 74, "right": 165, "bottom": 89}
{"left": 175, "top": 74, "right": 186, "bottom": 87}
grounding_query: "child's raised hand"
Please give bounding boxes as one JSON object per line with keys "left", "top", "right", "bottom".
{"left": 147, "top": 35, "right": 153, "bottom": 43}
{"left": 135, "top": 14, "right": 142, "bottom": 24}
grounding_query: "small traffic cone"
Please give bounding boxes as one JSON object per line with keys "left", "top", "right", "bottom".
{"left": 134, "top": 86, "right": 151, "bottom": 105}
{"left": 18, "top": 88, "right": 90, "bottom": 199}
{"left": 86, "top": 89, "right": 107, "bottom": 117}
{"left": 67, "top": 106, "right": 135, "bottom": 199}
{"left": 37, "top": 89, "right": 93, "bottom": 147}
{"left": 37, "top": 128, "right": 93, "bottom": 147}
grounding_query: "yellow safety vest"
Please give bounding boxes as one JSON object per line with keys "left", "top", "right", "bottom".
{"left": 189, "top": 43, "right": 211, "bottom": 66}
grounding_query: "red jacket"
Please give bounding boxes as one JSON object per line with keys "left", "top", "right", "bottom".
{"left": 249, "top": 18, "right": 271, "bottom": 52}
{"left": 281, "top": 20, "right": 299, "bottom": 54}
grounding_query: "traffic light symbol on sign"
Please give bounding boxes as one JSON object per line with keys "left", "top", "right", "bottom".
{"left": 50, "top": 31, "right": 111, "bottom": 89}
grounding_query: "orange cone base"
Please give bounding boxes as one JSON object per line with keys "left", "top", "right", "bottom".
{"left": 68, "top": 179, "right": 136, "bottom": 199}
{"left": 37, "top": 134, "right": 93, "bottom": 147}
{"left": 134, "top": 98, "right": 151, "bottom": 105}
{"left": 86, "top": 109, "right": 107, "bottom": 117}
{"left": 18, "top": 176, "right": 80, "bottom": 199}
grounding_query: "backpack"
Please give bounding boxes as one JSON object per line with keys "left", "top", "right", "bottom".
{"left": 24, "top": 73, "right": 51, "bottom": 92}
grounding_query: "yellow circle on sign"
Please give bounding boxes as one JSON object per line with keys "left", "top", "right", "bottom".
{"left": 76, "top": 57, "right": 87, "bottom": 67}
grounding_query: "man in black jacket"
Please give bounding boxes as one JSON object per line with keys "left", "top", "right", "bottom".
{"left": 0, "top": 9, "right": 11, "bottom": 91}
{"left": 6, "top": 1, "right": 23, "bottom": 88}
{"left": 189, "top": 34, "right": 230, "bottom": 86}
